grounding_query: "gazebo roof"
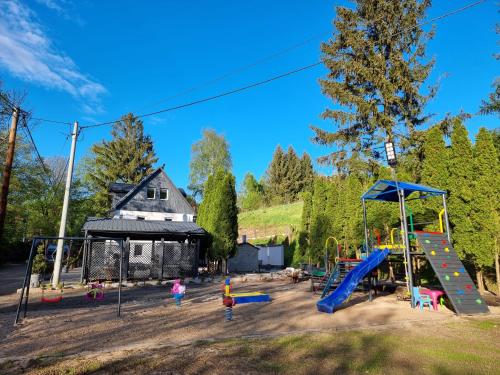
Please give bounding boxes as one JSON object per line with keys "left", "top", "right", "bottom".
{"left": 361, "top": 180, "right": 445, "bottom": 202}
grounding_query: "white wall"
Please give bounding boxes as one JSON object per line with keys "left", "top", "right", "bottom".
{"left": 257, "top": 245, "right": 284, "bottom": 266}
{"left": 112, "top": 210, "right": 194, "bottom": 222}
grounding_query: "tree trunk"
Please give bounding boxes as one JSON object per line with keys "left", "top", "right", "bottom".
{"left": 476, "top": 269, "right": 485, "bottom": 294}
{"left": 495, "top": 249, "right": 500, "bottom": 296}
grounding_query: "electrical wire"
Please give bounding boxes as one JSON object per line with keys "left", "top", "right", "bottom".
{"left": 0, "top": 0, "right": 488, "bottom": 130}
{"left": 21, "top": 115, "right": 54, "bottom": 184}
{"left": 80, "top": 0, "right": 486, "bottom": 130}
{"left": 81, "top": 62, "right": 322, "bottom": 129}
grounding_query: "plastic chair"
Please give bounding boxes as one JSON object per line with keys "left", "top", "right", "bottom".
{"left": 412, "top": 287, "right": 432, "bottom": 311}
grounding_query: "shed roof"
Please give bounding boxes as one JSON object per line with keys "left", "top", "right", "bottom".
{"left": 361, "top": 180, "right": 445, "bottom": 202}
{"left": 83, "top": 218, "right": 206, "bottom": 236}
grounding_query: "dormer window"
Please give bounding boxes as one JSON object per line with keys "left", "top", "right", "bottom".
{"left": 160, "top": 188, "right": 169, "bottom": 200}
{"left": 147, "top": 187, "right": 156, "bottom": 199}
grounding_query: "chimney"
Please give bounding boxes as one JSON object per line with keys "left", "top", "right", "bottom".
{"left": 242, "top": 234, "right": 247, "bottom": 243}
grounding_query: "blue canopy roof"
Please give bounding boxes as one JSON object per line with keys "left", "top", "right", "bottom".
{"left": 362, "top": 180, "right": 445, "bottom": 202}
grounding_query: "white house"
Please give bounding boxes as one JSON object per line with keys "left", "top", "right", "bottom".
{"left": 82, "top": 166, "right": 207, "bottom": 281}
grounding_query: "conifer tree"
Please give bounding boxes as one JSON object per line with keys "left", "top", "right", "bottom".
{"left": 299, "top": 152, "right": 315, "bottom": 193}
{"left": 308, "top": 177, "right": 331, "bottom": 264}
{"left": 197, "top": 169, "right": 238, "bottom": 266}
{"left": 266, "top": 145, "right": 287, "bottom": 204}
{"left": 84, "top": 113, "right": 158, "bottom": 212}
{"left": 283, "top": 146, "right": 302, "bottom": 203}
{"left": 470, "top": 128, "right": 499, "bottom": 293}
{"left": 420, "top": 125, "right": 449, "bottom": 230}
{"left": 448, "top": 119, "right": 476, "bottom": 269}
{"left": 311, "top": 0, "right": 434, "bottom": 167}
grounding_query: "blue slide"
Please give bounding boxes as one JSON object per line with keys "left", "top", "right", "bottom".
{"left": 317, "top": 248, "right": 389, "bottom": 313}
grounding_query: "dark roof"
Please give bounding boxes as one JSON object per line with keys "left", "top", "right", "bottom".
{"left": 110, "top": 166, "right": 194, "bottom": 214}
{"left": 237, "top": 242, "right": 259, "bottom": 250}
{"left": 109, "top": 183, "right": 135, "bottom": 194}
{"left": 111, "top": 168, "right": 163, "bottom": 210}
{"left": 83, "top": 217, "right": 206, "bottom": 236}
{"left": 362, "top": 180, "right": 446, "bottom": 202}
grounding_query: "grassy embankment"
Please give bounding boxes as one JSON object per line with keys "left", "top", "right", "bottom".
{"left": 238, "top": 201, "right": 303, "bottom": 266}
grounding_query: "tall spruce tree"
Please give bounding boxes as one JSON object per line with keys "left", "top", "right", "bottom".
{"left": 238, "top": 172, "right": 264, "bottom": 211}
{"left": 299, "top": 152, "right": 315, "bottom": 193}
{"left": 84, "top": 113, "right": 157, "bottom": 212}
{"left": 266, "top": 145, "right": 287, "bottom": 204}
{"left": 448, "top": 119, "right": 476, "bottom": 270}
{"left": 308, "top": 177, "right": 331, "bottom": 264}
{"left": 311, "top": 0, "right": 434, "bottom": 168}
{"left": 470, "top": 128, "right": 499, "bottom": 293}
{"left": 283, "top": 147, "right": 302, "bottom": 203}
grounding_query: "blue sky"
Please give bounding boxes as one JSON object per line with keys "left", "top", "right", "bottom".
{"left": 0, "top": 0, "right": 498, "bottom": 192}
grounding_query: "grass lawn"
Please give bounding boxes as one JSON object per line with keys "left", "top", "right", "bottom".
{"left": 238, "top": 201, "right": 303, "bottom": 229}
{"left": 7, "top": 317, "right": 499, "bottom": 375}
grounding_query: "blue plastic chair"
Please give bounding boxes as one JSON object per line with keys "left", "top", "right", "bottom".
{"left": 412, "top": 287, "right": 432, "bottom": 311}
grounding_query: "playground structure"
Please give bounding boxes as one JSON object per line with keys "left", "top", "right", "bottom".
{"left": 317, "top": 180, "right": 490, "bottom": 315}
{"left": 222, "top": 277, "right": 271, "bottom": 320}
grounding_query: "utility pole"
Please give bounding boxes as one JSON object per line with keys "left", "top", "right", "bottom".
{"left": 0, "top": 107, "right": 20, "bottom": 242}
{"left": 52, "top": 121, "right": 78, "bottom": 287}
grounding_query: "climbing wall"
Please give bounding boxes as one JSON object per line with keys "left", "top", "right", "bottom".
{"left": 415, "top": 232, "right": 489, "bottom": 315}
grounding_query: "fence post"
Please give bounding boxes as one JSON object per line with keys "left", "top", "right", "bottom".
{"left": 160, "top": 238, "right": 165, "bottom": 280}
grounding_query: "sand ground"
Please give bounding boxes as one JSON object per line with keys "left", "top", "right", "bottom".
{"left": 2, "top": 276, "right": 498, "bottom": 366}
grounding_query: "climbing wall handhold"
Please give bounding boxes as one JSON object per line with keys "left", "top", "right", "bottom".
{"left": 454, "top": 272, "right": 459, "bottom": 277}
{"left": 476, "top": 299, "right": 482, "bottom": 304}
{"left": 425, "top": 240, "right": 430, "bottom": 244}
{"left": 442, "top": 263, "right": 448, "bottom": 268}
{"left": 457, "top": 290, "right": 464, "bottom": 295}
{"left": 445, "top": 274, "right": 450, "bottom": 281}
{"left": 431, "top": 250, "right": 436, "bottom": 256}
{"left": 441, "top": 240, "right": 447, "bottom": 244}
{"left": 466, "top": 284, "right": 472, "bottom": 290}
{"left": 444, "top": 247, "right": 449, "bottom": 252}
{"left": 458, "top": 299, "right": 462, "bottom": 304}
{"left": 459, "top": 267, "right": 465, "bottom": 273}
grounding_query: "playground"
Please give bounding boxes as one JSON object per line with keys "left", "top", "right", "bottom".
{"left": 1, "top": 179, "right": 499, "bottom": 374}
{"left": 0, "top": 277, "right": 499, "bottom": 374}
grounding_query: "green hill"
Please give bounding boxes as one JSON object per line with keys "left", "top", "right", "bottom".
{"left": 238, "top": 201, "right": 303, "bottom": 240}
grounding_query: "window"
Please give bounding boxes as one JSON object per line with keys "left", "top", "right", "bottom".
{"left": 160, "top": 188, "right": 169, "bottom": 200}
{"left": 147, "top": 187, "right": 156, "bottom": 199}
{"left": 134, "top": 244, "right": 143, "bottom": 256}
{"left": 137, "top": 216, "right": 145, "bottom": 220}
{"left": 164, "top": 217, "right": 172, "bottom": 221}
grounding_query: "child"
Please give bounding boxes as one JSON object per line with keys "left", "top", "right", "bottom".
{"left": 171, "top": 279, "right": 186, "bottom": 307}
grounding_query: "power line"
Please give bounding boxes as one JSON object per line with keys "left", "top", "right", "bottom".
{"left": 81, "top": 0, "right": 486, "bottom": 130}
{"left": 29, "top": 117, "right": 72, "bottom": 126}
{"left": 21, "top": 115, "right": 54, "bottom": 184}
{"left": 81, "top": 61, "right": 322, "bottom": 129}
{"left": 136, "top": 31, "right": 330, "bottom": 113}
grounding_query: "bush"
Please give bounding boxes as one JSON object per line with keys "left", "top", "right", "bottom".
{"left": 32, "top": 243, "right": 47, "bottom": 275}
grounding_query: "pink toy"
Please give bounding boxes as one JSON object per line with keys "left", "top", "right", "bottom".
{"left": 171, "top": 279, "right": 181, "bottom": 294}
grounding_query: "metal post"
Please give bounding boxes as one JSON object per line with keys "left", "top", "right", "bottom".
{"left": 0, "top": 107, "right": 20, "bottom": 241}
{"left": 160, "top": 238, "right": 165, "bottom": 279}
{"left": 14, "top": 238, "right": 37, "bottom": 325}
{"left": 362, "top": 199, "right": 369, "bottom": 254}
{"left": 400, "top": 191, "right": 415, "bottom": 307}
{"left": 118, "top": 239, "right": 123, "bottom": 318}
{"left": 53, "top": 121, "right": 78, "bottom": 287}
{"left": 80, "top": 232, "right": 88, "bottom": 283}
{"left": 442, "top": 194, "right": 452, "bottom": 243}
